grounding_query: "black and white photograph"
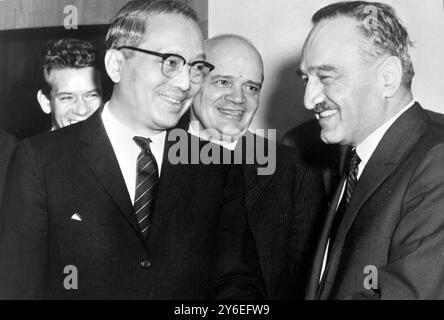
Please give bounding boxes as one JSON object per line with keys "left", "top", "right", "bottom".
{"left": 0, "top": 0, "right": 444, "bottom": 306}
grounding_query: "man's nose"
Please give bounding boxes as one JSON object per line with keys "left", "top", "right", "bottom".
{"left": 225, "top": 86, "right": 246, "bottom": 105}
{"left": 304, "top": 78, "right": 325, "bottom": 111}
{"left": 169, "top": 66, "right": 192, "bottom": 92}
{"left": 73, "top": 99, "right": 91, "bottom": 116}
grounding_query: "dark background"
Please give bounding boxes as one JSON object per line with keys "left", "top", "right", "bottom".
{"left": 0, "top": 25, "right": 113, "bottom": 139}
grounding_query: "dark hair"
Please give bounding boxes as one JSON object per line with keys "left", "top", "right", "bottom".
{"left": 41, "top": 38, "right": 98, "bottom": 97}
{"left": 105, "top": 0, "right": 199, "bottom": 57}
{"left": 312, "top": 1, "right": 415, "bottom": 88}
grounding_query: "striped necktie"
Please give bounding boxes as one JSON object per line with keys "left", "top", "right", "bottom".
{"left": 133, "top": 136, "right": 159, "bottom": 238}
{"left": 328, "top": 148, "right": 361, "bottom": 252}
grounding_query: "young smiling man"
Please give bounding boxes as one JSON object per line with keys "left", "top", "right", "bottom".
{"left": 37, "top": 39, "right": 103, "bottom": 130}
{"left": 0, "top": 0, "right": 264, "bottom": 299}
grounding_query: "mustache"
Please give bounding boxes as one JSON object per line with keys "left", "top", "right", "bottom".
{"left": 313, "top": 102, "right": 335, "bottom": 114}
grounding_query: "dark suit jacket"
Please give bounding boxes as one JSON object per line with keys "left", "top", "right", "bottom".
{"left": 240, "top": 133, "right": 325, "bottom": 299}
{"left": 0, "top": 109, "right": 264, "bottom": 299}
{"left": 306, "top": 103, "right": 444, "bottom": 299}
{"left": 0, "top": 129, "right": 17, "bottom": 205}
{"left": 282, "top": 120, "right": 349, "bottom": 199}
{"left": 283, "top": 111, "right": 444, "bottom": 200}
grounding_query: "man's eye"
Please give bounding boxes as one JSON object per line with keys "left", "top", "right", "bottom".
{"left": 244, "top": 85, "right": 260, "bottom": 93}
{"left": 164, "top": 57, "right": 181, "bottom": 68}
{"left": 60, "top": 96, "right": 74, "bottom": 102}
{"left": 191, "top": 63, "right": 205, "bottom": 71}
{"left": 85, "top": 92, "right": 100, "bottom": 99}
{"left": 215, "top": 79, "right": 230, "bottom": 87}
{"left": 319, "top": 74, "right": 334, "bottom": 82}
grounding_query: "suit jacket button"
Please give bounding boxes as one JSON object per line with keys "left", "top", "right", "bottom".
{"left": 140, "top": 260, "right": 151, "bottom": 269}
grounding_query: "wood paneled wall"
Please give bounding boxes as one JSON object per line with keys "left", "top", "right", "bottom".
{"left": 0, "top": 0, "right": 208, "bottom": 36}
{"left": 0, "top": 0, "right": 128, "bottom": 30}
{"left": 0, "top": 0, "right": 208, "bottom": 138}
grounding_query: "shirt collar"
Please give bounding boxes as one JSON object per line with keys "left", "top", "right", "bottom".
{"left": 188, "top": 121, "right": 239, "bottom": 151}
{"left": 101, "top": 102, "right": 166, "bottom": 172}
{"left": 102, "top": 102, "right": 166, "bottom": 145}
{"left": 356, "top": 100, "right": 415, "bottom": 168}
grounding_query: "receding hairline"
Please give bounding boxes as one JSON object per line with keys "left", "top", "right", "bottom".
{"left": 204, "top": 34, "right": 264, "bottom": 78}
{"left": 302, "top": 16, "right": 379, "bottom": 68}
{"left": 205, "top": 34, "right": 259, "bottom": 56}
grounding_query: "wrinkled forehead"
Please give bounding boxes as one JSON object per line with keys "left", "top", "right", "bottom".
{"left": 301, "top": 17, "right": 363, "bottom": 72}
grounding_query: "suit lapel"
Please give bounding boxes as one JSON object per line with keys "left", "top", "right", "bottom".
{"left": 240, "top": 132, "right": 273, "bottom": 209}
{"left": 320, "top": 103, "right": 428, "bottom": 297}
{"left": 305, "top": 175, "right": 345, "bottom": 299}
{"left": 146, "top": 130, "right": 195, "bottom": 249}
{"left": 79, "top": 109, "right": 142, "bottom": 239}
{"left": 244, "top": 165, "right": 273, "bottom": 209}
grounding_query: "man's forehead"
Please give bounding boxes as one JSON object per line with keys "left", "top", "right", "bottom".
{"left": 302, "top": 17, "right": 362, "bottom": 69}
{"left": 207, "top": 41, "right": 263, "bottom": 82}
{"left": 49, "top": 67, "right": 96, "bottom": 79}
{"left": 49, "top": 67, "right": 98, "bottom": 92}
{"left": 141, "top": 13, "right": 204, "bottom": 59}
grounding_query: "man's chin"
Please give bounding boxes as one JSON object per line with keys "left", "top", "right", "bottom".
{"left": 218, "top": 125, "right": 245, "bottom": 141}
{"left": 320, "top": 130, "right": 342, "bottom": 145}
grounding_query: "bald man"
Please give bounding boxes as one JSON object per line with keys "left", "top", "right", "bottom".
{"left": 189, "top": 34, "right": 326, "bottom": 299}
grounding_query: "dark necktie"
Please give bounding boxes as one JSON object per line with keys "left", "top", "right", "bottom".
{"left": 133, "top": 136, "right": 159, "bottom": 238}
{"left": 328, "top": 148, "right": 361, "bottom": 253}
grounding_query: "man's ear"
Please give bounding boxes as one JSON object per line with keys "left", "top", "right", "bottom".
{"left": 37, "top": 90, "right": 51, "bottom": 114}
{"left": 105, "top": 49, "right": 125, "bottom": 84}
{"left": 380, "top": 56, "right": 403, "bottom": 98}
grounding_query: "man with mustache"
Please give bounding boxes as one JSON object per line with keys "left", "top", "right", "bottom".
{"left": 190, "top": 34, "right": 325, "bottom": 299}
{"left": 0, "top": 0, "right": 263, "bottom": 299}
{"left": 300, "top": 1, "right": 444, "bottom": 299}
{"left": 37, "top": 38, "right": 103, "bottom": 130}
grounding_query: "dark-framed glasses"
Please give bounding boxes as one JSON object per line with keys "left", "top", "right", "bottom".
{"left": 118, "top": 46, "right": 215, "bottom": 84}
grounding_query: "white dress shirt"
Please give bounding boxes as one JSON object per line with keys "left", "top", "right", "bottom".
{"left": 101, "top": 102, "right": 166, "bottom": 204}
{"left": 319, "top": 100, "right": 415, "bottom": 282}
{"left": 188, "top": 121, "right": 242, "bottom": 151}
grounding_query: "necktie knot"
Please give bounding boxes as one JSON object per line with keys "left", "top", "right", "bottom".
{"left": 133, "top": 136, "right": 153, "bottom": 155}
{"left": 348, "top": 148, "right": 361, "bottom": 175}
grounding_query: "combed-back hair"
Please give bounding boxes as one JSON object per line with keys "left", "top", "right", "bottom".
{"left": 105, "top": 0, "right": 199, "bottom": 57}
{"left": 312, "top": 1, "right": 415, "bottom": 88}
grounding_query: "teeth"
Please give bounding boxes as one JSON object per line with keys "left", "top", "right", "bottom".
{"left": 319, "top": 110, "right": 338, "bottom": 118}
{"left": 160, "top": 94, "right": 182, "bottom": 104}
{"left": 219, "top": 109, "right": 244, "bottom": 116}
{"left": 315, "top": 114, "right": 320, "bottom": 120}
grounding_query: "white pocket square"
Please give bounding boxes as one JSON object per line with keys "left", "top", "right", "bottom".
{"left": 71, "top": 213, "right": 82, "bottom": 221}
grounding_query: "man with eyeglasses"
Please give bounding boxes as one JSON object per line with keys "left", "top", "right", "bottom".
{"left": 0, "top": 0, "right": 264, "bottom": 300}
{"left": 36, "top": 38, "right": 103, "bottom": 131}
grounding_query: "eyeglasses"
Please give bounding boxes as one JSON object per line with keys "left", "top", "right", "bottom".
{"left": 118, "top": 46, "right": 215, "bottom": 84}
